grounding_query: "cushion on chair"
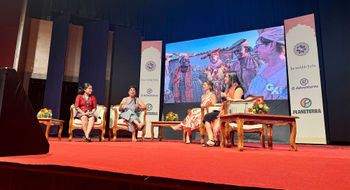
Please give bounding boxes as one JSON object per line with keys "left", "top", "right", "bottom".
{"left": 73, "top": 118, "right": 102, "bottom": 126}
{"left": 229, "top": 123, "right": 263, "bottom": 130}
{"left": 117, "top": 119, "right": 129, "bottom": 126}
{"left": 71, "top": 104, "right": 105, "bottom": 127}
{"left": 208, "top": 104, "right": 221, "bottom": 113}
{"left": 109, "top": 106, "right": 116, "bottom": 128}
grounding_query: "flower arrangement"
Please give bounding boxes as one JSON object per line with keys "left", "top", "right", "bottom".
{"left": 248, "top": 99, "right": 270, "bottom": 114}
{"left": 165, "top": 112, "right": 179, "bottom": 121}
{"left": 37, "top": 108, "right": 53, "bottom": 119}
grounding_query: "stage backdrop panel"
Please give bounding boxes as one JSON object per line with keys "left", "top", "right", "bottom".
{"left": 79, "top": 20, "right": 109, "bottom": 105}
{"left": 285, "top": 14, "right": 326, "bottom": 144}
{"left": 109, "top": 26, "right": 142, "bottom": 104}
{"left": 0, "top": 68, "right": 49, "bottom": 156}
{"left": 43, "top": 14, "right": 70, "bottom": 135}
{"left": 139, "top": 41, "right": 162, "bottom": 138}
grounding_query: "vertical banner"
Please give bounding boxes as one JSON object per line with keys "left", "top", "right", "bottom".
{"left": 139, "top": 41, "right": 162, "bottom": 138}
{"left": 284, "top": 14, "right": 326, "bottom": 144}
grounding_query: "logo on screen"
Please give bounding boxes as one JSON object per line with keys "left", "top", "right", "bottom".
{"left": 147, "top": 88, "right": 153, "bottom": 94}
{"left": 300, "top": 98, "right": 312, "bottom": 108}
{"left": 146, "top": 103, "right": 153, "bottom": 111}
{"left": 145, "top": 61, "right": 156, "bottom": 71}
{"left": 300, "top": 78, "right": 309, "bottom": 86}
{"left": 294, "top": 42, "right": 309, "bottom": 56}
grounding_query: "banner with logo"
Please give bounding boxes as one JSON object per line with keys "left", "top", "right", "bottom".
{"left": 284, "top": 14, "right": 326, "bottom": 144}
{"left": 139, "top": 41, "right": 162, "bottom": 138}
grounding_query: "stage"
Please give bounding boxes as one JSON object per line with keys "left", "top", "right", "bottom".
{"left": 0, "top": 138, "right": 350, "bottom": 189}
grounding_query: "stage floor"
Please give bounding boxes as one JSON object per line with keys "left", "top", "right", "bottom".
{"left": 1, "top": 138, "right": 350, "bottom": 189}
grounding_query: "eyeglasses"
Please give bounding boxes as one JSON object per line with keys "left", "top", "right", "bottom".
{"left": 256, "top": 37, "right": 272, "bottom": 47}
{"left": 233, "top": 48, "right": 241, "bottom": 54}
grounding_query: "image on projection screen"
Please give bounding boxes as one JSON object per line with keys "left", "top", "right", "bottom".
{"left": 164, "top": 25, "right": 287, "bottom": 103}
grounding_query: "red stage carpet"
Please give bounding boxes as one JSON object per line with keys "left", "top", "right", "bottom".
{"left": 1, "top": 138, "right": 350, "bottom": 189}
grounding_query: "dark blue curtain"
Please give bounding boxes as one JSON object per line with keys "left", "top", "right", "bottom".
{"left": 109, "top": 26, "right": 142, "bottom": 105}
{"left": 79, "top": 20, "right": 109, "bottom": 105}
{"left": 43, "top": 14, "right": 70, "bottom": 134}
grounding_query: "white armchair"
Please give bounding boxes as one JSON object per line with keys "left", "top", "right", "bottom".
{"left": 223, "top": 95, "right": 266, "bottom": 148}
{"left": 69, "top": 104, "right": 107, "bottom": 141}
{"left": 109, "top": 105, "right": 147, "bottom": 141}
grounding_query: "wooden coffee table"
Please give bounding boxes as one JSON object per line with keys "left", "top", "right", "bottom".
{"left": 151, "top": 121, "right": 181, "bottom": 141}
{"left": 38, "top": 118, "right": 64, "bottom": 140}
{"left": 219, "top": 113, "right": 299, "bottom": 151}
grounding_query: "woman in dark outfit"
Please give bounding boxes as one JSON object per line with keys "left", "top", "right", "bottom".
{"left": 202, "top": 71, "right": 244, "bottom": 147}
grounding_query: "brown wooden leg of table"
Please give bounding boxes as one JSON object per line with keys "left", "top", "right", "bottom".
{"left": 261, "top": 124, "right": 266, "bottom": 148}
{"left": 220, "top": 121, "right": 226, "bottom": 148}
{"left": 151, "top": 124, "right": 155, "bottom": 141}
{"left": 289, "top": 121, "right": 297, "bottom": 151}
{"left": 200, "top": 125, "right": 205, "bottom": 144}
{"left": 236, "top": 119, "right": 244, "bottom": 151}
{"left": 183, "top": 129, "right": 186, "bottom": 143}
{"left": 45, "top": 123, "right": 50, "bottom": 140}
{"left": 58, "top": 123, "right": 63, "bottom": 141}
{"left": 159, "top": 126, "right": 163, "bottom": 141}
{"left": 267, "top": 124, "right": 273, "bottom": 149}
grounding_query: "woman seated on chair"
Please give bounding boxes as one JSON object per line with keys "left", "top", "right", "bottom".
{"left": 74, "top": 83, "right": 97, "bottom": 142}
{"left": 202, "top": 71, "right": 244, "bottom": 147}
{"left": 119, "top": 85, "right": 147, "bottom": 142}
{"left": 171, "top": 81, "right": 217, "bottom": 143}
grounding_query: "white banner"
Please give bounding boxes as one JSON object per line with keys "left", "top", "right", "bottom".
{"left": 284, "top": 14, "right": 326, "bottom": 144}
{"left": 139, "top": 41, "right": 162, "bottom": 138}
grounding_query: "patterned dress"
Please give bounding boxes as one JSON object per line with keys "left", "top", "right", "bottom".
{"left": 180, "top": 92, "right": 214, "bottom": 130}
{"left": 119, "top": 97, "right": 141, "bottom": 132}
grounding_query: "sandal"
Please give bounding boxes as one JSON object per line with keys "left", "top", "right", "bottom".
{"left": 214, "top": 140, "right": 220, "bottom": 147}
{"left": 202, "top": 140, "right": 215, "bottom": 147}
{"left": 83, "top": 135, "right": 91, "bottom": 142}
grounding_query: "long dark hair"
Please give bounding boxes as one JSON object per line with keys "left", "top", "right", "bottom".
{"left": 227, "top": 71, "right": 242, "bottom": 89}
{"left": 78, "top": 83, "right": 92, "bottom": 95}
{"left": 204, "top": 80, "right": 214, "bottom": 92}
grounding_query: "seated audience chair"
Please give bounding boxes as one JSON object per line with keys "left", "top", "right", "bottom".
{"left": 222, "top": 95, "right": 265, "bottom": 148}
{"left": 69, "top": 104, "right": 107, "bottom": 141}
{"left": 183, "top": 104, "right": 221, "bottom": 144}
{"left": 109, "top": 105, "right": 147, "bottom": 141}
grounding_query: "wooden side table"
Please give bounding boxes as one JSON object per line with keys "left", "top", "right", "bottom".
{"left": 219, "top": 113, "right": 299, "bottom": 151}
{"left": 150, "top": 121, "right": 181, "bottom": 141}
{"left": 38, "top": 118, "right": 64, "bottom": 140}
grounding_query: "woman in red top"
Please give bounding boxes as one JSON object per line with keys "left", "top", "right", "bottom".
{"left": 75, "top": 83, "right": 97, "bottom": 142}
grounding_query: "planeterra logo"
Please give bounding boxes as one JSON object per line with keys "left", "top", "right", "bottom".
{"left": 146, "top": 103, "right": 153, "bottom": 111}
{"left": 292, "top": 98, "right": 321, "bottom": 114}
{"left": 300, "top": 98, "right": 312, "bottom": 108}
{"left": 145, "top": 103, "right": 158, "bottom": 115}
